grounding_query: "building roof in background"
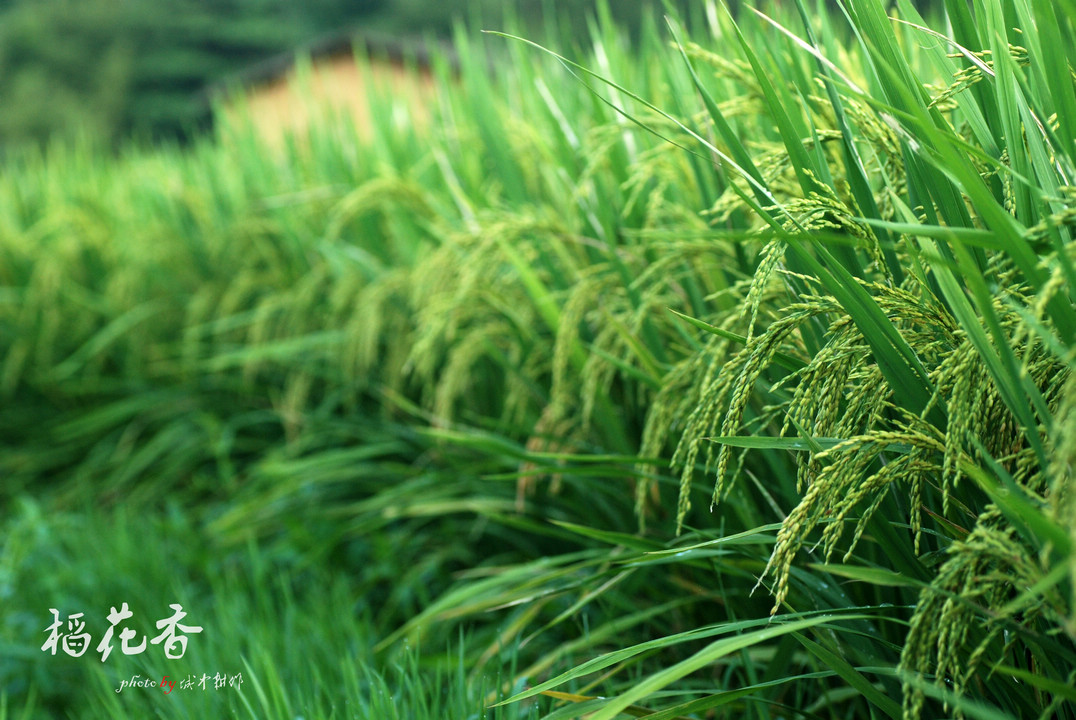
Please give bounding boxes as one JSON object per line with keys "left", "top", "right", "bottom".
{"left": 213, "top": 29, "right": 459, "bottom": 146}
{"left": 212, "top": 29, "right": 457, "bottom": 98}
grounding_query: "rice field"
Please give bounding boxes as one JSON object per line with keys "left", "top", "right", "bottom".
{"left": 2, "top": 1, "right": 1075, "bottom": 718}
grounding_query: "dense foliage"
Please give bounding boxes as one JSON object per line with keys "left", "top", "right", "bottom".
{"left": 2, "top": 0, "right": 1075, "bottom": 718}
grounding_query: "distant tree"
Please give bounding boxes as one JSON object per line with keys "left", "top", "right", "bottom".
{"left": 0, "top": 1, "right": 134, "bottom": 146}
{"left": 0, "top": 0, "right": 378, "bottom": 148}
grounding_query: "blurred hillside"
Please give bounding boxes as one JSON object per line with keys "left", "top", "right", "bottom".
{"left": 0, "top": 0, "right": 693, "bottom": 150}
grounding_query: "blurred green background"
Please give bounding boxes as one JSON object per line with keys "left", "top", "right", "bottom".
{"left": 0, "top": 0, "right": 700, "bottom": 149}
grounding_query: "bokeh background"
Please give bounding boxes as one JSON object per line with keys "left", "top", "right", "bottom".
{"left": 0, "top": 0, "right": 701, "bottom": 149}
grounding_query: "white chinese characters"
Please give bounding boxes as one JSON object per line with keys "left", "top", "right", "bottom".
{"left": 42, "top": 604, "right": 202, "bottom": 661}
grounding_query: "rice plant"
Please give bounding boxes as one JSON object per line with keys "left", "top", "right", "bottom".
{"left": 2, "top": 0, "right": 1074, "bottom": 718}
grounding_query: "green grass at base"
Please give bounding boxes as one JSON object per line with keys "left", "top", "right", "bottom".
{"left": 0, "top": 499, "right": 540, "bottom": 720}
